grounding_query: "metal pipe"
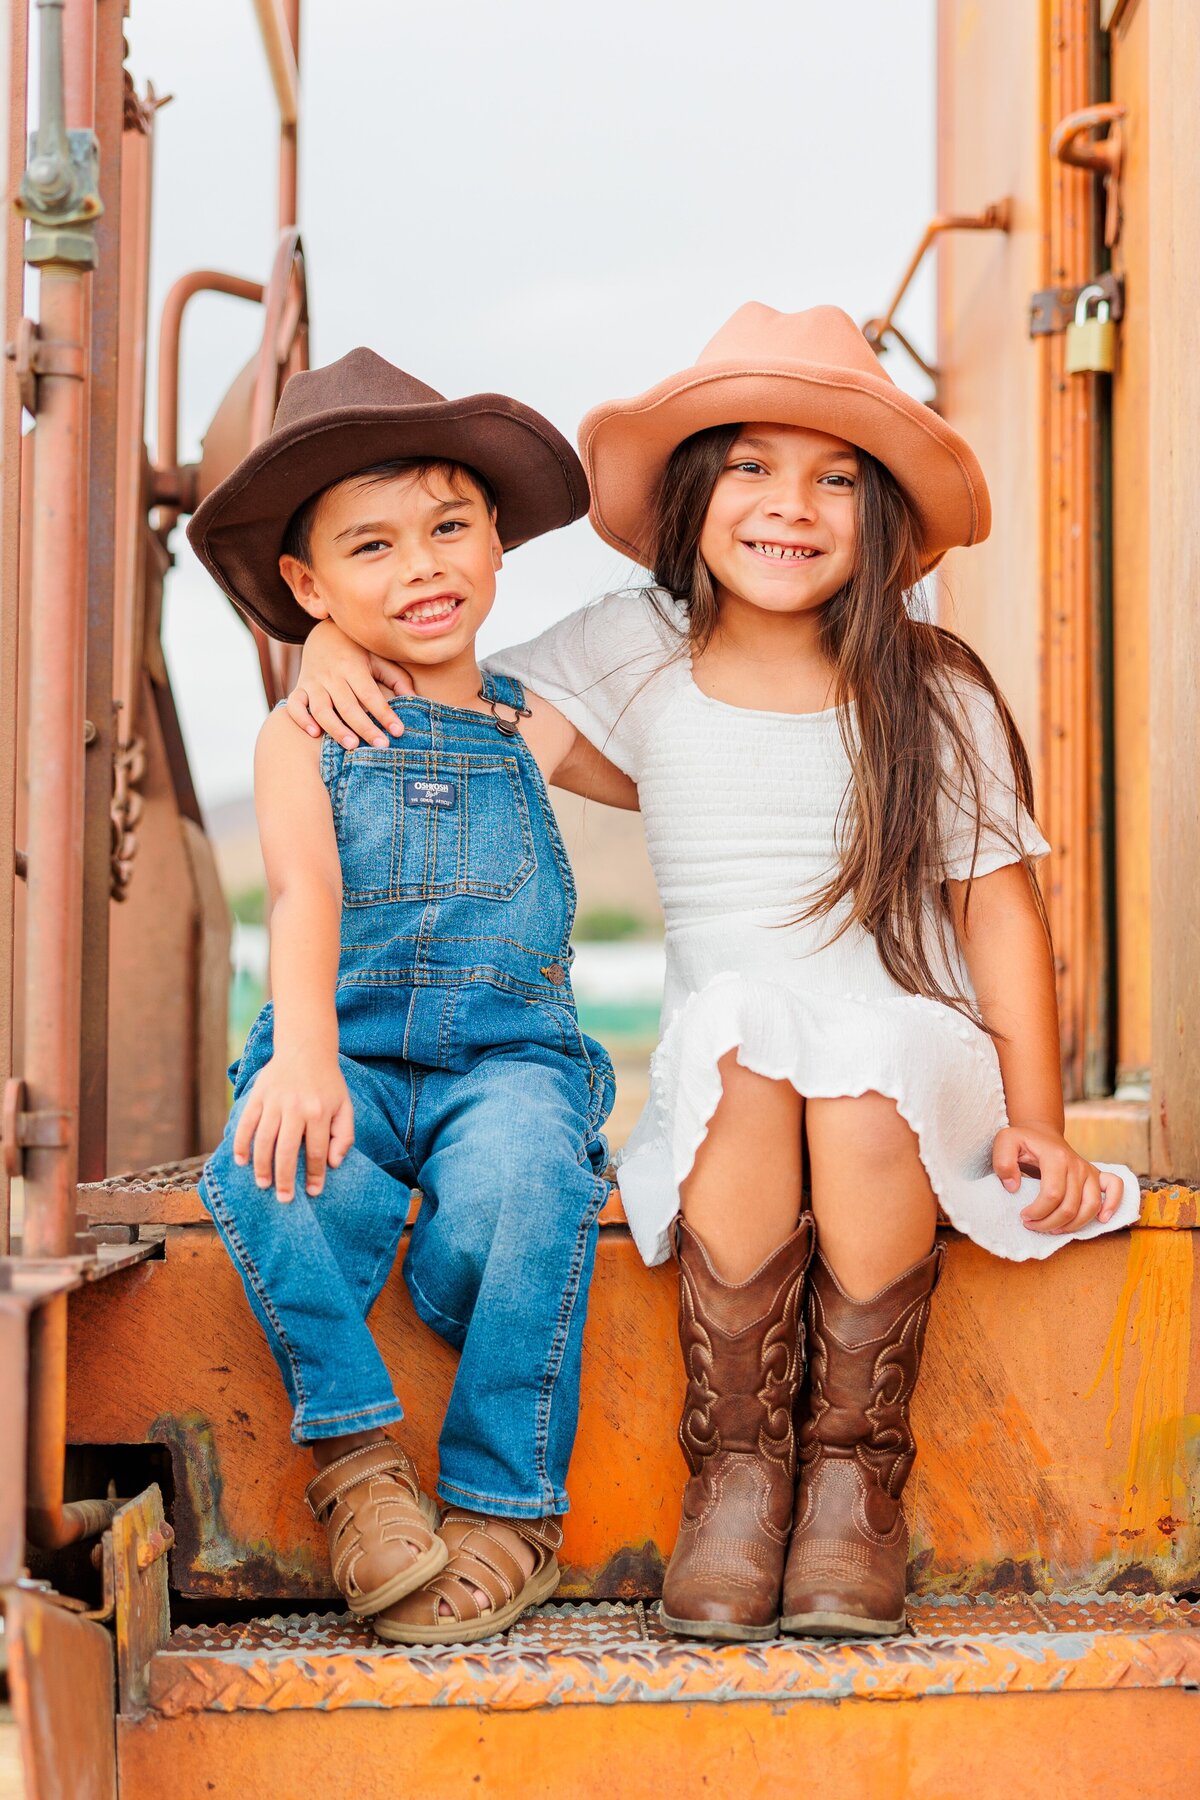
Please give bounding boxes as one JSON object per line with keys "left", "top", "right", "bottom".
{"left": 62, "top": 0, "right": 94, "bottom": 130}
{"left": 1, "top": 0, "right": 32, "bottom": 1260}
{"left": 155, "top": 269, "right": 264, "bottom": 530}
{"left": 862, "top": 201, "right": 1011, "bottom": 376}
{"left": 78, "top": 0, "right": 130, "bottom": 1180}
{"left": 251, "top": 0, "right": 299, "bottom": 127}
{"left": 21, "top": 264, "right": 88, "bottom": 1259}
{"left": 29, "top": 1, "right": 71, "bottom": 196}
{"left": 16, "top": 0, "right": 98, "bottom": 1257}
{"left": 277, "top": 0, "right": 300, "bottom": 230}
{"left": 112, "top": 109, "right": 154, "bottom": 732}
{"left": 25, "top": 1292, "right": 119, "bottom": 1549}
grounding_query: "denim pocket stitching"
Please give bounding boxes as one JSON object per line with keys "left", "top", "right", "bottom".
{"left": 338, "top": 753, "right": 537, "bottom": 907}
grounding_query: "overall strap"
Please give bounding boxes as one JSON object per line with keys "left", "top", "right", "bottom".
{"left": 479, "top": 668, "right": 527, "bottom": 712}
{"left": 477, "top": 668, "right": 531, "bottom": 737}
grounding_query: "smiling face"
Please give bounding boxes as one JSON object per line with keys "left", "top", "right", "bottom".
{"left": 697, "top": 423, "right": 859, "bottom": 620}
{"left": 278, "top": 462, "right": 502, "bottom": 669}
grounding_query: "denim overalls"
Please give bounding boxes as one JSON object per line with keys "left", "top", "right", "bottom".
{"left": 200, "top": 673, "right": 615, "bottom": 1519}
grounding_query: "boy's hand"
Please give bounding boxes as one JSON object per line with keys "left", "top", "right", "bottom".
{"left": 286, "top": 620, "right": 413, "bottom": 750}
{"left": 993, "top": 1123, "right": 1124, "bottom": 1233}
{"left": 233, "top": 1051, "right": 354, "bottom": 1203}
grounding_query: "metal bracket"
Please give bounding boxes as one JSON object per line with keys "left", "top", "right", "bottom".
{"left": 863, "top": 201, "right": 1012, "bottom": 387}
{"left": 4, "top": 317, "right": 86, "bottom": 416}
{"left": 2, "top": 1078, "right": 74, "bottom": 1180}
{"left": 1029, "top": 273, "right": 1125, "bottom": 338}
{"left": 1050, "top": 102, "right": 1125, "bottom": 248}
{"left": 108, "top": 1484, "right": 172, "bottom": 1715}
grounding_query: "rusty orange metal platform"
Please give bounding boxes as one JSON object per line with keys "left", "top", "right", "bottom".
{"left": 117, "top": 1596, "right": 1200, "bottom": 1800}
{"left": 64, "top": 1193, "right": 1200, "bottom": 1605}
{"left": 149, "top": 1594, "right": 1200, "bottom": 1712}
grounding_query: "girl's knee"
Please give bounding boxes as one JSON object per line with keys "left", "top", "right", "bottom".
{"left": 811, "top": 1090, "right": 918, "bottom": 1164}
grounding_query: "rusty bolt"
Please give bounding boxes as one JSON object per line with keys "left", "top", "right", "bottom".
{"left": 136, "top": 1522, "right": 175, "bottom": 1569}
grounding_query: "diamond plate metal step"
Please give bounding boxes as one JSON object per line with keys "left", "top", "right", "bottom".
{"left": 148, "top": 1595, "right": 1200, "bottom": 1716}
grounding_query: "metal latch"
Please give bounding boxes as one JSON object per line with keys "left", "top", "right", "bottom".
{"left": 1028, "top": 273, "right": 1124, "bottom": 339}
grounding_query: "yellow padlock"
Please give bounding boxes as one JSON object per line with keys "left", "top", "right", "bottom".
{"left": 1065, "top": 284, "right": 1116, "bottom": 374}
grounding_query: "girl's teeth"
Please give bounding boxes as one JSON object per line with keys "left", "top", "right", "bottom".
{"left": 750, "top": 542, "right": 816, "bottom": 560}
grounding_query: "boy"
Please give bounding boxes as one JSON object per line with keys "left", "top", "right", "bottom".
{"left": 188, "top": 348, "right": 634, "bottom": 1643}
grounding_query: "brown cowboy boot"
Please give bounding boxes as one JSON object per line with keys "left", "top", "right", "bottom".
{"left": 780, "top": 1242, "right": 943, "bottom": 1638}
{"left": 660, "top": 1213, "right": 815, "bottom": 1642}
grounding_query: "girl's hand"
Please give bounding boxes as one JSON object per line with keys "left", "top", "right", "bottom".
{"left": 993, "top": 1123, "right": 1124, "bottom": 1233}
{"left": 286, "top": 619, "right": 413, "bottom": 750}
{"left": 232, "top": 1051, "right": 355, "bottom": 1203}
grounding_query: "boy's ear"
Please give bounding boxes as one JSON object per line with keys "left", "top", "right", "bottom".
{"left": 278, "top": 554, "right": 331, "bottom": 622}
{"left": 489, "top": 517, "right": 503, "bottom": 571}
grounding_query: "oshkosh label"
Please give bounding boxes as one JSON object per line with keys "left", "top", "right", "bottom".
{"left": 404, "top": 776, "right": 457, "bottom": 810}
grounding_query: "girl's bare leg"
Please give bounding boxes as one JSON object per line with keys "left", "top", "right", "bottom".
{"left": 679, "top": 1050, "right": 806, "bottom": 1280}
{"left": 804, "top": 1092, "right": 936, "bottom": 1295}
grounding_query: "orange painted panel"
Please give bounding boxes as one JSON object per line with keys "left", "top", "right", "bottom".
{"left": 117, "top": 1690, "right": 1200, "bottom": 1800}
{"left": 65, "top": 1221, "right": 1200, "bottom": 1602}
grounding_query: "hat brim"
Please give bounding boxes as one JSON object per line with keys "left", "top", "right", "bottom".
{"left": 578, "top": 360, "right": 990, "bottom": 574}
{"left": 188, "top": 397, "right": 589, "bottom": 643}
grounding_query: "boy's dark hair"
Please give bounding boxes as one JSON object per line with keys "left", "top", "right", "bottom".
{"left": 281, "top": 457, "right": 498, "bottom": 566}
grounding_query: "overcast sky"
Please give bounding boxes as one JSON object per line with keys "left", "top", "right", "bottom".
{"left": 126, "top": 0, "right": 936, "bottom": 810}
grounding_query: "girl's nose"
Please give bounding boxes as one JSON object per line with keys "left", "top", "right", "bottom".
{"left": 763, "top": 482, "right": 817, "bottom": 522}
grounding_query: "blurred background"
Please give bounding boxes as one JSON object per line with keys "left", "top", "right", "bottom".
{"left": 127, "top": 0, "right": 936, "bottom": 1138}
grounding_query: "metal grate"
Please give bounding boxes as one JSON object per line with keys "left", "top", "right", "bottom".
{"left": 149, "top": 1594, "right": 1200, "bottom": 1717}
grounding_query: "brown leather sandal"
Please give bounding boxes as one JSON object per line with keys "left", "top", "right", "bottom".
{"left": 372, "top": 1510, "right": 562, "bottom": 1645}
{"left": 305, "top": 1441, "right": 447, "bottom": 1617}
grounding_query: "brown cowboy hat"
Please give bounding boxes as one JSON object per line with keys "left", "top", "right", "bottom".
{"left": 578, "top": 303, "right": 990, "bottom": 572}
{"left": 187, "top": 347, "right": 589, "bottom": 643}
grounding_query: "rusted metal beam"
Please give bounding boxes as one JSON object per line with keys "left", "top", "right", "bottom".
{"left": 111, "top": 80, "right": 154, "bottom": 799}
{"left": 79, "top": 0, "right": 128, "bottom": 1182}
{"left": 0, "top": 1296, "right": 29, "bottom": 1583}
{"left": 1041, "top": 0, "right": 1109, "bottom": 1102}
{"left": 0, "top": 0, "right": 30, "bottom": 1259}
{"left": 10, "top": 0, "right": 102, "bottom": 1256}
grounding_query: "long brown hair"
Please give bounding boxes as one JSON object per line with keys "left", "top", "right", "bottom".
{"left": 649, "top": 423, "right": 1045, "bottom": 1017}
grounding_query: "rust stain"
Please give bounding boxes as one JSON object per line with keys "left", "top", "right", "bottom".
{"left": 559, "top": 1539, "right": 667, "bottom": 1601}
{"left": 150, "top": 1411, "right": 327, "bottom": 1599}
{"left": 1085, "top": 1231, "right": 1200, "bottom": 1574}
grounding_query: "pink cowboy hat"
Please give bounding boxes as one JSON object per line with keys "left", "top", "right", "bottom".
{"left": 578, "top": 303, "right": 990, "bottom": 571}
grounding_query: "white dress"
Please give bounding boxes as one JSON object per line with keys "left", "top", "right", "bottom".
{"left": 490, "top": 589, "right": 1141, "bottom": 1268}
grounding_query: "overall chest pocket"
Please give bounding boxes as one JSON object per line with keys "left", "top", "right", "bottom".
{"left": 335, "top": 751, "right": 536, "bottom": 905}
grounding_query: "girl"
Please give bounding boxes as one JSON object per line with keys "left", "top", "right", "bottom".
{"left": 285, "top": 304, "right": 1140, "bottom": 1643}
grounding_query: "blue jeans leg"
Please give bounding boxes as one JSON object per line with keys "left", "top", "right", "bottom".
{"left": 404, "top": 1050, "right": 609, "bottom": 1518}
{"left": 200, "top": 1052, "right": 419, "bottom": 1443}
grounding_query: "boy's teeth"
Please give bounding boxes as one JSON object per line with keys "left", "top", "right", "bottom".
{"left": 403, "top": 598, "right": 459, "bottom": 622}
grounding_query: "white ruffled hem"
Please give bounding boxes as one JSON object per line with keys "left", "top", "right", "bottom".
{"left": 616, "top": 971, "right": 1141, "bottom": 1268}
